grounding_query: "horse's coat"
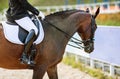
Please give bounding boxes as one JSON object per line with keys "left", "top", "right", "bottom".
{"left": 0, "top": 8, "right": 99, "bottom": 79}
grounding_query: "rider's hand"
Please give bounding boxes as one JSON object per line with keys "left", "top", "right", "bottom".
{"left": 33, "top": 8, "right": 39, "bottom": 16}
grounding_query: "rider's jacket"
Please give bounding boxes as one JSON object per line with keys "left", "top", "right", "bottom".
{"left": 6, "top": 0, "right": 39, "bottom": 22}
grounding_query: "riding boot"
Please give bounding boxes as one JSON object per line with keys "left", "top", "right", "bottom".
{"left": 20, "top": 29, "right": 37, "bottom": 65}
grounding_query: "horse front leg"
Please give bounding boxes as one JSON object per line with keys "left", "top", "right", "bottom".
{"left": 47, "top": 65, "right": 58, "bottom": 79}
{"left": 32, "top": 64, "right": 47, "bottom": 79}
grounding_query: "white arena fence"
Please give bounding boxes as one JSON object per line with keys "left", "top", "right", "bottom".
{"left": 64, "top": 52, "right": 120, "bottom": 76}
{"left": 65, "top": 26, "right": 120, "bottom": 77}
{"left": 36, "top": 1, "right": 120, "bottom": 14}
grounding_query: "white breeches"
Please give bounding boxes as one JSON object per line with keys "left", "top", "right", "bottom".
{"left": 15, "top": 16, "right": 38, "bottom": 35}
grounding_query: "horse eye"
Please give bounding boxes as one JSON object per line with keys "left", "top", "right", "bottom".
{"left": 94, "top": 24, "right": 97, "bottom": 30}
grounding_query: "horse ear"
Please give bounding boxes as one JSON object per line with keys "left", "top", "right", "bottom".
{"left": 93, "top": 7, "right": 100, "bottom": 19}
{"left": 86, "top": 8, "right": 90, "bottom": 13}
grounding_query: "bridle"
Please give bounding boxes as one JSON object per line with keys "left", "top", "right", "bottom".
{"left": 81, "top": 16, "right": 96, "bottom": 44}
{"left": 44, "top": 16, "right": 96, "bottom": 49}
{"left": 68, "top": 16, "right": 96, "bottom": 49}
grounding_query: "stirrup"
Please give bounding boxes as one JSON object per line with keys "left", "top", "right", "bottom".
{"left": 20, "top": 53, "right": 29, "bottom": 64}
{"left": 20, "top": 53, "right": 36, "bottom": 66}
{"left": 28, "top": 58, "right": 36, "bottom": 66}
{"left": 28, "top": 43, "right": 37, "bottom": 66}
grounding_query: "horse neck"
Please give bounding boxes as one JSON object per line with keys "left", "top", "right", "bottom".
{"left": 44, "top": 13, "right": 80, "bottom": 39}
{"left": 42, "top": 11, "right": 90, "bottom": 44}
{"left": 42, "top": 16, "right": 77, "bottom": 49}
{"left": 58, "top": 12, "right": 90, "bottom": 38}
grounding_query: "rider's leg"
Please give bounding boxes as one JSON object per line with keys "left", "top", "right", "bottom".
{"left": 21, "top": 29, "right": 36, "bottom": 64}
{"left": 15, "top": 16, "right": 38, "bottom": 64}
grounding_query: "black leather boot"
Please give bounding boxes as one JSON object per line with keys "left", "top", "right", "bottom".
{"left": 20, "top": 29, "right": 37, "bottom": 65}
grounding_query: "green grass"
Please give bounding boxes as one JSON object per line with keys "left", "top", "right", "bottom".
{"left": 96, "top": 13, "right": 120, "bottom": 26}
{"left": 62, "top": 55, "right": 113, "bottom": 79}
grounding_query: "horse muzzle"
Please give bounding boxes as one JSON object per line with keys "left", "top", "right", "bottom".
{"left": 84, "top": 43, "right": 94, "bottom": 53}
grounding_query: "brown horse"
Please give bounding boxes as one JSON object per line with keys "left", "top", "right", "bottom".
{"left": 0, "top": 7, "right": 99, "bottom": 79}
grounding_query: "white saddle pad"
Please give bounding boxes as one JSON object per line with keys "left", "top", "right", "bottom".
{"left": 2, "top": 21, "right": 44, "bottom": 45}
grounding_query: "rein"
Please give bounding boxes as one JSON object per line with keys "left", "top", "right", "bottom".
{"left": 44, "top": 17, "right": 95, "bottom": 49}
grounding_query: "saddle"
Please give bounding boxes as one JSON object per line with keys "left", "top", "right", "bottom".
{"left": 2, "top": 15, "right": 44, "bottom": 45}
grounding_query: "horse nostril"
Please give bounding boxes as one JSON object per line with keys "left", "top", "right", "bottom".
{"left": 84, "top": 43, "right": 94, "bottom": 53}
{"left": 85, "top": 48, "right": 93, "bottom": 53}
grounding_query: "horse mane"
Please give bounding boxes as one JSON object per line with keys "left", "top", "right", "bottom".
{"left": 45, "top": 9, "right": 85, "bottom": 19}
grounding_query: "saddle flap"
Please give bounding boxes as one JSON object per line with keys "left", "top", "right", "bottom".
{"left": 2, "top": 19, "right": 44, "bottom": 45}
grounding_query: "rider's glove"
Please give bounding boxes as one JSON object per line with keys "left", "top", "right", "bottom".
{"left": 33, "top": 8, "right": 39, "bottom": 16}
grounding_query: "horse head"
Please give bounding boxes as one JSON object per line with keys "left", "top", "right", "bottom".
{"left": 77, "top": 7, "right": 100, "bottom": 53}
{"left": 43, "top": 8, "right": 100, "bottom": 53}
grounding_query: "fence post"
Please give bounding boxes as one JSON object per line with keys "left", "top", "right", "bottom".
{"left": 90, "top": 59, "right": 95, "bottom": 68}
{"left": 115, "top": 3, "right": 119, "bottom": 11}
{"left": 55, "top": 7, "right": 59, "bottom": 12}
{"left": 47, "top": 7, "right": 50, "bottom": 13}
{"left": 101, "top": 63, "right": 105, "bottom": 72}
{"left": 85, "top": 57, "right": 88, "bottom": 65}
{"left": 64, "top": 0, "right": 68, "bottom": 5}
{"left": 75, "top": 55, "right": 79, "bottom": 63}
{"left": 110, "top": 64, "right": 115, "bottom": 76}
